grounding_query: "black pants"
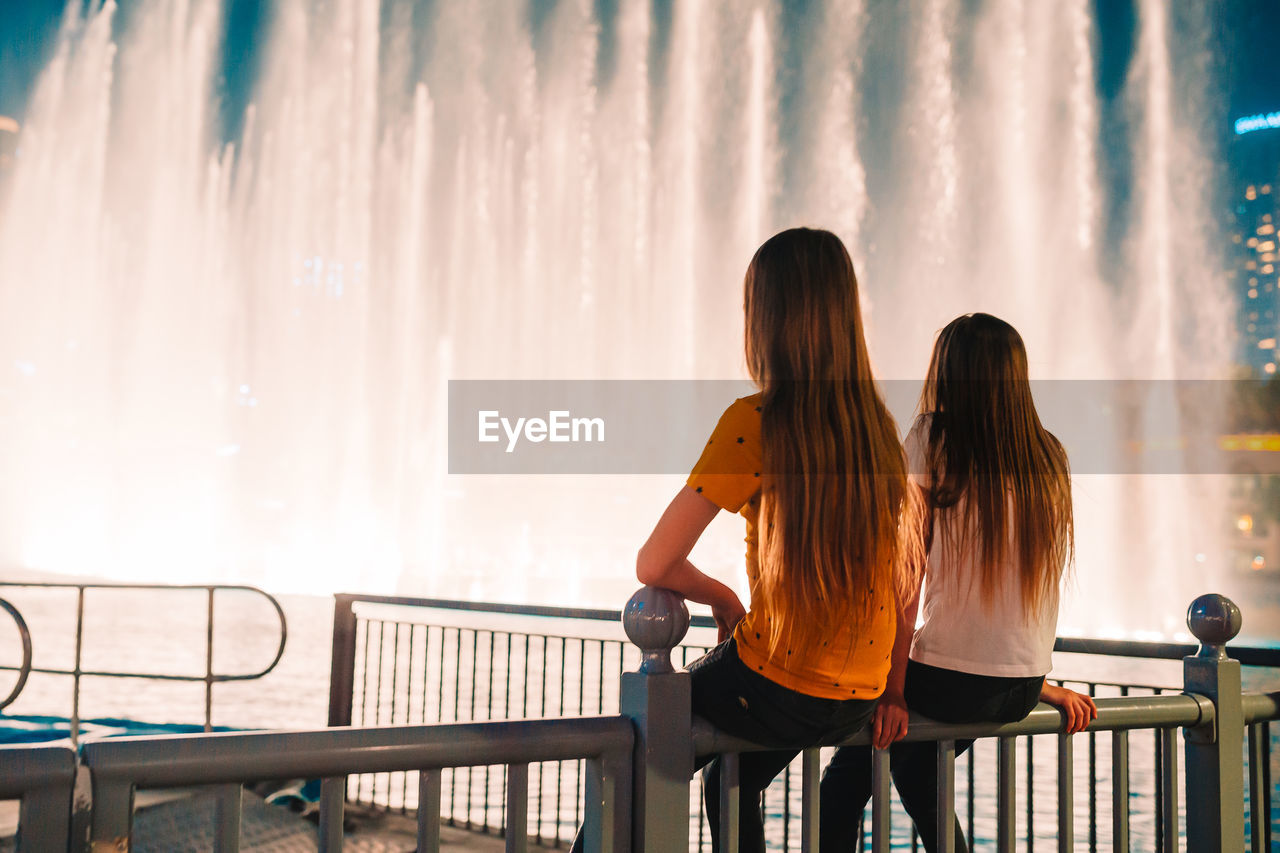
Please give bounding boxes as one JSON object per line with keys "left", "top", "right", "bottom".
{"left": 818, "top": 660, "right": 1043, "bottom": 853}
{"left": 690, "top": 638, "right": 876, "bottom": 853}
{"left": 571, "top": 637, "right": 875, "bottom": 853}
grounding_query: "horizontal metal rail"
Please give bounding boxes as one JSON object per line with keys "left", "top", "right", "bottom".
{"left": 0, "top": 582, "right": 288, "bottom": 741}
{"left": 692, "top": 693, "right": 1215, "bottom": 756}
{"left": 334, "top": 591, "right": 1280, "bottom": 666}
{"left": 0, "top": 743, "right": 77, "bottom": 853}
{"left": 80, "top": 716, "right": 634, "bottom": 853}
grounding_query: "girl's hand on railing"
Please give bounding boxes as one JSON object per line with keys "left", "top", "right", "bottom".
{"left": 711, "top": 593, "right": 747, "bottom": 643}
{"left": 1040, "top": 683, "right": 1098, "bottom": 734}
{"left": 871, "top": 690, "right": 909, "bottom": 749}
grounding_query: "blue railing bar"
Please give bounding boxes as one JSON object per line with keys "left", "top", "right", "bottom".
{"left": 871, "top": 747, "right": 891, "bottom": 853}
{"left": 719, "top": 752, "right": 740, "bottom": 853}
{"left": 318, "top": 776, "right": 344, "bottom": 852}
{"left": 507, "top": 762, "right": 529, "bottom": 853}
{"left": 997, "top": 736, "right": 1015, "bottom": 852}
{"left": 213, "top": 783, "right": 241, "bottom": 853}
{"left": 1243, "top": 690, "right": 1280, "bottom": 723}
{"left": 1058, "top": 732, "right": 1074, "bottom": 853}
{"left": 81, "top": 716, "right": 634, "bottom": 786}
{"left": 692, "top": 694, "right": 1214, "bottom": 756}
{"left": 801, "top": 747, "right": 820, "bottom": 851}
{"left": 936, "top": 739, "right": 956, "bottom": 853}
{"left": 337, "top": 592, "right": 1280, "bottom": 665}
{"left": 419, "top": 768, "right": 442, "bottom": 853}
{"left": 1159, "top": 728, "right": 1178, "bottom": 853}
{"left": 1112, "top": 731, "right": 1129, "bottom": 852}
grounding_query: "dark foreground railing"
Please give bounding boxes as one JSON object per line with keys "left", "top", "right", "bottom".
{"left": 326, "top": 591, "right": 1280, "bottom": 850}
{"left": 0, "top": 589, "right": 1276, "bottom": 852}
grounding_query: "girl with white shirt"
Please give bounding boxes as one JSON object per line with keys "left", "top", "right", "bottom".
{"left": 819, "top": 313, "right": 1097, "bottom": 853}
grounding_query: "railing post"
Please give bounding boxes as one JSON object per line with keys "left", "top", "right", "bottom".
{"left": 1183, "top": 593, "right": 1245, "bottom": 852}
{"left": 619, "top": 586, "right": 692, "bottom": 853}
{"left": 328, "top": 594, "right": 358, "bottom": 727}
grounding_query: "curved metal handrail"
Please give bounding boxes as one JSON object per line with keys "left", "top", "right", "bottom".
{"left": 0, "top": 582, "right": 288, "bottom": 742}
{"left": 0, "top": 597, "right": 32, "bottom": 711}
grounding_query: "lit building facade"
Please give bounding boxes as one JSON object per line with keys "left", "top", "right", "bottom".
{"left": 1231, "top": 112, "right": 1280, "bottom": 375}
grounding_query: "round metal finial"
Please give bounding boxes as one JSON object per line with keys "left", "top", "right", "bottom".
{"left": 622, "top": 586, "right": 690, "bottom": 674}
{"left": 1186, "top": 593, "right": 1242, "bottom": 660}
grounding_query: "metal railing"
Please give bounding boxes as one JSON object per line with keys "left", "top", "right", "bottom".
{"left": 79, "top": 716, "right": 633, "bottom": 853}
{"left": 0, "top": 742, "right": 77, "bottom": 851}
{"left": 0, "top": 582, "right": 288, "bottom": 742}
{"left": 0, "top": 587, "right": 1276, "bottom": 852}
{"left": 326, "top": 591, "right": 1280, "bottom": 849}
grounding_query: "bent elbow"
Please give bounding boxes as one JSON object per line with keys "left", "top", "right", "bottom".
{"left": 635, "top": 546, "right": 668, "bottom": 588}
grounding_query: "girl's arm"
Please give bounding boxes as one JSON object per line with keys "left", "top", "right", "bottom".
{"left": 636, "top": 485, "right": 747, "bottom": 642}
{"left": 1040, "top": 682, "right": 1098, "bottom": 734}
{"left": 872, "top": 488, "right": 930, "bottom": 749}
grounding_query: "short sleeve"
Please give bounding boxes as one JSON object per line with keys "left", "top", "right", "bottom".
{"left": 903, "top": 414, "right": 933, "bottom": 490}
{"left": 687, "top": 398, "right": 763, "bottom": 513}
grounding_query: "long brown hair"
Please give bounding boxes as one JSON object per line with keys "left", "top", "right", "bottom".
{"left": 744, "top": 228, "right": 922, "bottom": 653}
{"left": 918, "top": 313, "right": 1074, "bottom": 616}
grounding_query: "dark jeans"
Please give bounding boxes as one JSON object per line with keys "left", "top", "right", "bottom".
{"left": 570, "top": 637, "right": 875, "bottom": 853}
{"left": 691, "top": 638, "right": 876, "bottom": 853}
{"left": 819, "top": 660, "right": 1043, "bottom": 853}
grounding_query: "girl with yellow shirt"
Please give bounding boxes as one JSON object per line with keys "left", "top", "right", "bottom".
{"left": 636, "top": 227, "right": 922, "bottom": 852}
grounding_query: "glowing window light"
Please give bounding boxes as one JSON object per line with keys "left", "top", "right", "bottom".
{"left": 1263, "top": 253, "right": 1277, "bottom": 263}
{"left": 1247, "top": 261, "right": 1258, "bottom": 270}
{"left": 1265, "top": 185, "right": 1275, "bottom": 194}
{"left": 1239, "top": 514, "right": 1254, "bottom": 533}
{"left": 1249, "top": 289, "right": 1258, "bottom": 299}
{"left": 1261, "top": 224, "right": 1277, "bottom": 235}
{"left": 1253, "top": 555, "right": 1266, "bottom": 571}
{"left": 1248, "top": 187, "right": 1258, "bottom": 200}
{"left": 1268, "top": 363, "right": 1278, "bottom": 375}
{"left": 1249, "top": 236, "right": 1260, "bottom": 247}
{"left": 1261, "top": 240, "right": 1277, "bottom": 252}
{"left": 1265, "top": 264, "right": 1276, "bottom": 274}
{"left": 1235, "top": 111, "right": 1280, "bottom": 135}
{"left": 1235, "top": 234, "right": 1244, "bottom": 244}
{"left": 1267, "top": 214, "right": 1275, "bottom": 224}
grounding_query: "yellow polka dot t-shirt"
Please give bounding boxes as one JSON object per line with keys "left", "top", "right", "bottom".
{"left": 686, "top": 394, "right": 897, "bottom": 700}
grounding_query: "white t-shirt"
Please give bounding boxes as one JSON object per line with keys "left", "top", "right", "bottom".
{"left": 904, "top": 414, "right": 1059, "bottom": 678}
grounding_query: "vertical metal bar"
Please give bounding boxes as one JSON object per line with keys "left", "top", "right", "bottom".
{"left": 801, "top": 748, "right": 820, "bottom": 853}
{"left": 389, "top": 622, "right": 402, "bottom": 812}
{"left": 872, "top": 748, "right": 892, "bottom": 853}
{"left": 1087, "top": 685, "right": 1097, "bottom": 853}
{"left": 17, "top": 784, "right": 73, "bottom": 853}
{"left": 71, "top": 586, "right": 85, "bottom": 747}
{"left": 205, "top": 587, "right": 216, "bottom": 733}
{"left": 318, "top": 777, "right": 345, "bottom": 852}
{"left": 1112, "top": 731, "right": 1129, "bottom": 853}
{"left": 356, "top": 617, "right": 373, "bottom": 803}
{"left": 328, "top": 594, "right": 359, "bottom": 726}
{"left": 1058, "top": 732, "right": 1074, "bottom": 853}
{"left": 507, "top": 763, "right": 529, "bottom": 853}
{"left": 483, "top": 631, "right": 493, "bottom": 829}
{"left": 720, "top": 753, "right": 741, "bottom": 853}
{"left": 212, "top": 783, "right": 241, "bottom": 853}
{"left": 784, "top": 757, "right": 792, "bottom": 851}
{"left": 554, "top": 637, "right": 565, "bottom": 843}
{"left": 451, "top": 627, "right": 462, "bottom": 823}
{"left": 1160, "top": 728, "right": 1177, "bottom": 853}
{"left": 967, "top": 742, "right": 976, "bottom": 844}
{"left": 583, "top": 750, "right": 629, "bottom": 853}
{"left": 1027, "top": 735, "right": 1035, "bottom": 853}
{"left": 536, "top": 636, "right": 548, "bottom": 844}
{"left": 418, "top": 768, "right": 442, "bottom": 853}
{"left": 1154, "top": 723, "right": 1164, "bottom": 852}
{"left": 998, "top": 736, "right": 1016, "bottom": 852}
{"left": 936, "top": 740, "right": 956, "bottom": 853}
{"left": 89, "top": 778, "right": 134, "bottom": 852}
{"left": 1251, "top": 722, "right": 1266, "bottom": 853}
{"left": 1263, "top": 721, "right": 1273, "bottom": 853}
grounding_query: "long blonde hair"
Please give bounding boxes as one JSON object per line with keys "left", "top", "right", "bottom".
{"left": 744, "top": 228, "right": 922, "bottom": 653}
{"left": 919, "top": 313, "right": 1074, "bottom": 616}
